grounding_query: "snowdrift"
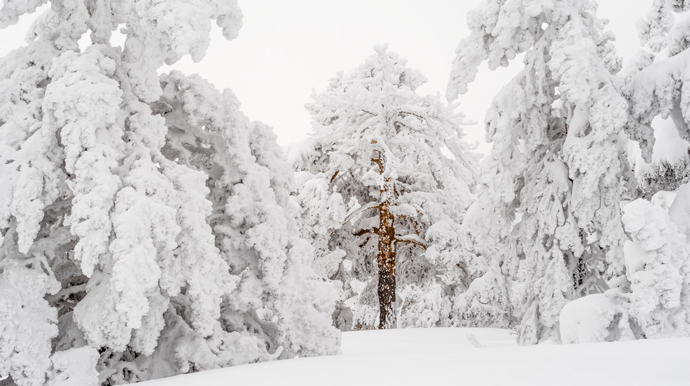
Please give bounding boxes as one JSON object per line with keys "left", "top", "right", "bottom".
{"left": 141, "top": 328, "right": 689, "bottom": 386}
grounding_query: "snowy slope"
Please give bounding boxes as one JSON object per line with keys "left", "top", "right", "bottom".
{"left": 141, "top": 328, "right": 689, "bottom": 385}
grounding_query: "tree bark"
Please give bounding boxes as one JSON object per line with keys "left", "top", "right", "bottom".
{"left": 377, "top": 178, "right": 397, "bottom": 329}
{"left": 371, "top": 144, "right": 399, "bottom": 329}
{"left": 376, "top": 178, "right": 397, "bottom": 329}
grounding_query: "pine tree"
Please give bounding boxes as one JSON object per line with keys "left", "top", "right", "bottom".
{"left": 0, "top": 2, "right": 338, "bottom": 385}
{"left": 448, "top": 0, "right": 630, "bottom": 343}
{"left": 295, "top": 45, "right": 477, "bottom": 330}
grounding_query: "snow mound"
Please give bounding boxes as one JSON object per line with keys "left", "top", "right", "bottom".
{"left": 560, "top": 293, "right": 633, "bottom": 344}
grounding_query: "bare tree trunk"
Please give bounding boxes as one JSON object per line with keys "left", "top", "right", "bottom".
{"left": 371, "top": 144, "right": 398, "bottom": 329}
{"left": 377, "top": 178, "right": 397, "bottom": 329}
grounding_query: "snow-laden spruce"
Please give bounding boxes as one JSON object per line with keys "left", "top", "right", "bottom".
{"left": 0, "top": 2, "right": 338, "bottom": 385}
{"left": 448, "top": 0, "right": 631, "bottom": 344}
{"left": 294, "top": 45, "right": 478, "bottom": 330}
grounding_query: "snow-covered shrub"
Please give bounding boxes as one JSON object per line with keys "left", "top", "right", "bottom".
{"left": 453, "top": 263, "right": 513, "bottom": 329}
{"left": 0, "top": 2, "right": 338, "bottom": 385}
{"left": 294, "top": 45, "right": 478, "bottom": 329}
{"left": 559, "top": 292, "right": 636, "bottom": 344}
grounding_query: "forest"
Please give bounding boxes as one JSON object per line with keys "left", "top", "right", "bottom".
{"left": 0, "top": 0, "right": 688, "bottom": 385}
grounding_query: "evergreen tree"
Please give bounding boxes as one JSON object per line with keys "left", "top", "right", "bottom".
{"left": 448, "top": 0, "right": 630, "bottom": 343}
{"left": 559, "top": 0, "right": 690, "bottom": 344}
{"left": 0, "top": 2, "right": 338, "bottom": 385}
{"left": 295, "top": 45, "right": 477, "bottom": 330}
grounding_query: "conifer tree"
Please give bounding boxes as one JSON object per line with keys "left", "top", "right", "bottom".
{"left": 0, "top": 2, "right": 338, "bottom": 385}
{"left": 295, "top": 46, "right": 477, "bottom": 330}
{"left": 620, "top": 0, "right": 690, "bottom": 340}
{"left": 448, "top": 0, "right": 630, "bottom": 343}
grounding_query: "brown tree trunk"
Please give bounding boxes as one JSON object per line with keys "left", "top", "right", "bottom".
{"left": 377, "top": 178, "right": 397, "bottom": 329}
{"left": 371, "top": 145, "right": 398, "bottom": 329}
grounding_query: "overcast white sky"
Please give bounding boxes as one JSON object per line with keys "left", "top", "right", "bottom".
{"left": 1, "top": 1, "right": 652, "bottom": 150}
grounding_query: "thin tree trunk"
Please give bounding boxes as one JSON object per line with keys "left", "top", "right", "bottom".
{"left": 377, "top": 178, "right": 396, "bottom": 329}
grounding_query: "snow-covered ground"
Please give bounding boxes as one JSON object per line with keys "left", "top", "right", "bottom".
{"left": 141, "top": 328, "right": 690, "bottom": 385}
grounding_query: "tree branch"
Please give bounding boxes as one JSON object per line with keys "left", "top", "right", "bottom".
{"left": 371, "top": 153, "right": 384, "bottom": 174}
{"left": 392, "top": 118, "right": 417, "bottom": 132}
{"left": 329, "top": 170, "right": 340, "bottom": 184}
{"left": 395, "top": 234, "right": 428, "bottom": 250}
{"left": 397, "top": 111, "right": 427, "bottom": 122}
{"left": 342, "top": 202, "right": 380, "bottom": 226}
{"left": 355, "top": 227, "right": 379, "bottom": 237}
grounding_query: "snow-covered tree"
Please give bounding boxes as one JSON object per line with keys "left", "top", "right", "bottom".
{"left": 624, "top": 0, "right": 690, "bottom": 198}
{"left": 156, "top": 72, "right": 340, "bottom": 363}
{"left": 448, "top": 0, "right": 630, "bottom": 343}
{"left": 622, "top": 198, "right": 690, "bottom": 338}
{"left": 556, "top": 0, "right": 690, "bottom": 344}
{"left": 295, "top": 45, "right": 478, "bottom": 330}
{"left": 0, "top": 2, "right": 338, "bottom": 385}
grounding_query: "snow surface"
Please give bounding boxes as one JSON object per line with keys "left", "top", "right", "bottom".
{"left": 140, "top": 328, "right": 689, "bottom": 386}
